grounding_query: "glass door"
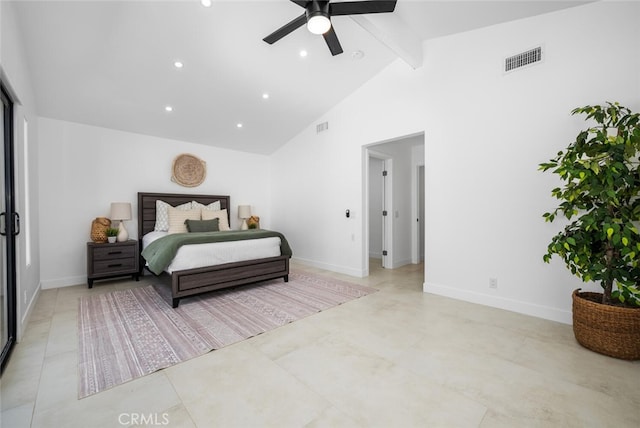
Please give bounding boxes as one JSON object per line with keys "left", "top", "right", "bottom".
{"left": 0, "top": 83, "right": 16, "bottom": 374}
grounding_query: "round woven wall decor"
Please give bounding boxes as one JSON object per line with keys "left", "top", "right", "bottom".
{"left": 171, "top": 154, "right": 206, "bottom": 187}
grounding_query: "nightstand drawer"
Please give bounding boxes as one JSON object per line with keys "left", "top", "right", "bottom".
{"left": 92, "top": 258, "right": 138, "bottom": 275}
{"left": 92, "top": 244, "right": 136, "bottom": 261}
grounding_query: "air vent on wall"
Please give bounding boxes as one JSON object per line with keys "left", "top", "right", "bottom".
{"left": 316, "top": 121, "right": 329, "bottom": 134}
{"left": 504, "top": 46, "right": 542, "bottom": 73}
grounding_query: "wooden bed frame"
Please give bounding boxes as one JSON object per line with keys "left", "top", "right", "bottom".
{"left": 138, "top": 192, "right": 290, "bottom": 308}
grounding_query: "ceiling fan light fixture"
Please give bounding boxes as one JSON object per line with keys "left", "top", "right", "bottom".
{"left": 263, "top": 0, "right": 397, "bottom": 56}
{"left": 307, "top": 14, "right": 331, "bottom": 35}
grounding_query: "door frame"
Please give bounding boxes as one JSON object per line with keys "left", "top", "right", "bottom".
{"left": 0, "top": 81, "right": 17, "bottom": 374}
{"left": 364, "top": 149, "right": 393, "bottom": 272}
{"left": 412, "top": 164, "right": 425, "bottom": 263}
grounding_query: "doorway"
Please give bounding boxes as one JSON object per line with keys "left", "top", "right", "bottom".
{"left": 368, "top": 153, "right": 391, "bottom": 269}
{"left": 1, "top": 82, "right": 17, "bottom": 373}
{"left": 365, "top": 133, "right": 424, "bottom": 274}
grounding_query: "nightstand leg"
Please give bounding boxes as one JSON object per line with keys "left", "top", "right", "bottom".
{"left": 88, "top": 279, "right": 93, "bottom": 289}
{"left": 172, "top": 298, "right": 179, "bottom": 308}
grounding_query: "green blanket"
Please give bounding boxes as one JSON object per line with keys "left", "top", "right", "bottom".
{"left": 141, "top": 229, "right": 293, "bottom": 275}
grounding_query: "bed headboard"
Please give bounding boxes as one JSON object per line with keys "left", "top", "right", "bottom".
{"left": 137, "top": 192, "right": 231, "bottom": 239}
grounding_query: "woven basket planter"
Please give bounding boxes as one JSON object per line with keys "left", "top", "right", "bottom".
{"left": 572, "top": 289, "right": 640, "bottom": 360}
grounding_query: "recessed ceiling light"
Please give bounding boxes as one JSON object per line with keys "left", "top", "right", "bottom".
{"left": 201, "top": 0, "right": 212, "bottom": 7}
{"left": 299, "top": 50, "right": 308, "bottom": 58}
{"left": 262, "top": 93, "right": 269, "bottom": 100}
{"left": 236, "top": 123, "right": 243, "bottom": 128}
{"left": 174, "top": 61, "right": 183, "bottom": 69}
{"left": 351, "top": 50, "right": 365, "bottom": 60}
{"left": 165, "top": 106, "right": 173, "bottom": 112}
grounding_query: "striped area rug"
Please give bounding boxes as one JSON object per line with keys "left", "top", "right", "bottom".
{"left": 77, "top": 272, "right": 377, "bottom": 398}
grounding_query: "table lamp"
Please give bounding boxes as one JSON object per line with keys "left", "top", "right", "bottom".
{"left": 110, "top": 202, "right": 132, "bottom": 242}
{"left": 238, "top": 205, "right": 251, "bottom": 230}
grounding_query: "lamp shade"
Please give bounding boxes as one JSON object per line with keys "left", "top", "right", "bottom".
{"left": 110, "top": 202, "right": 132, "bottom": 221}
{"left": 238, "top": 205, "right": 252, "bottom": 219}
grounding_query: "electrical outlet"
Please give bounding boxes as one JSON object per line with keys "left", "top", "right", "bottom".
{"left": 489, "top": 278, "right": 498, "bottom": 289}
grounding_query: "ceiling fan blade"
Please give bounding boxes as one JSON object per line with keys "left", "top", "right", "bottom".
{"left": 290, "top": 0, "right": 309, "bottom": 7}
{"left": 330, "top": 0, "right": 397, "bottom": 16}
{"left": 263, "top": 13, "right": 307, "bottom": 44}
{"left": 323, "top": 26, "right": 343, "bottom": 56}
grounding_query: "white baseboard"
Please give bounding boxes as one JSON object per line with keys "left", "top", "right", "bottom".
{"left": 292, "top": 257, "right": 366, "bottom": 278}
{"left": 18, "top": 282, "right": 41, "bottom": 342}
{"left": 387, "top": 258, "right": 413, "bottom": 269}
{"left": 41, "top": 275, "right": 86, "bottom": 289}
{"left": 424, "top": 281, "right": 572, "bottom": 325}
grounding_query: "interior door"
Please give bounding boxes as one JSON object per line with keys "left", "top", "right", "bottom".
{"left": 1, "top": 83, "right": 17, "bottom": 374}
{"left": 368, "top": 157, "right": 384, "bottom": 265}
{"left": 418, "top": 165, "right": 425, "bottom": 261}
{"left": 381, "top": 160, "right": 389, "bottom": 269}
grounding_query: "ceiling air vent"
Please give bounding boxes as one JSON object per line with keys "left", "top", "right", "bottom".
{"left": 316, "top": 121, "right": 329, "bottom": 134}
{"left": 504, "top": 46, "right": 542, "bottom": 73}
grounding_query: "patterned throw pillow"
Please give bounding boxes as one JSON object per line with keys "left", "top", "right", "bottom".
{"left": 154, "top": 200, "right": 192, "bottom": 232}
{"left": 191, "top": 200, "right": 221, "bottom": 212}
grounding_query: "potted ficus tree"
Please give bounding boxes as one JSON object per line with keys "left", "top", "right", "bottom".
{"left": 540, "top": 102, "right": 640, "bottom": 360}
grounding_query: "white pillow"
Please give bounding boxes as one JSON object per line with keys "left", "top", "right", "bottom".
{"left": 191, "top": 200, "right": 221, "bottom": 212}
{"left": 201, "top": 209, "right": 230, "bottom": 231}
{"left": 155, "top": 200, "right": 192, "bottom": 232}
{"left": 167, "top": 207, "right": 201, "bottom": 234}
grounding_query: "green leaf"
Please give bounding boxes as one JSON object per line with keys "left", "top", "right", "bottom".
{"left": 607, "top": 228, "right": 614, "bottom": 239}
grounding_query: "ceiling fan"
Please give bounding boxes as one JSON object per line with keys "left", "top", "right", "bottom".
{"left": 263, "top": 0, "right": 397, "bottom": 56}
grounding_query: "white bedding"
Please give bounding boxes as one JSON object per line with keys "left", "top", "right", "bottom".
{"left": 142, "top": 231, "right": 282, "bottom": 274}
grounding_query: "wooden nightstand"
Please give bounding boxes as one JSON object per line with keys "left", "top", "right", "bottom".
{"left": 86, "top": 240, "right": 140, "bottom": 288}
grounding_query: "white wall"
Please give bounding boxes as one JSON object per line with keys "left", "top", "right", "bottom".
{"left": 38, "top": 118, "right": 272, "bottom": 288}
{"left": 271, "top": 1, "right": 640, "bottom": 324}
{"left": 271, "top": 58, "right": 426, "bottom": 277}
{"left": 1, "top": 0, "right": 42, "bottom": 339}
{"left": 423, "top": 1, "right": 639, "bottom": 324}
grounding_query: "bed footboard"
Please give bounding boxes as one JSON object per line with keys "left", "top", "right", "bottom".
{"left": 170, "top": 255, "right": 290, "bottom": 307}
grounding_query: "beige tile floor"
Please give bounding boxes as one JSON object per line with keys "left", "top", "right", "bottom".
{"left": 1, "top": 260, "right": 639, "bottom": 427}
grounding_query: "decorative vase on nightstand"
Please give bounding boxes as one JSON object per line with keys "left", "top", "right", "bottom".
{"left": 90, "top": 217, "right": 111, "bottom": 243}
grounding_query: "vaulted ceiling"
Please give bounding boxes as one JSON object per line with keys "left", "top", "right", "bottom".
{"left": 12, "top": 1, "right": 587, "bottom": 154}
